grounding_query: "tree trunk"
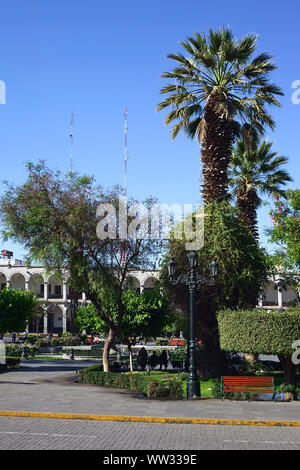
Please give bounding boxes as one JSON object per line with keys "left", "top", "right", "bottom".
{"left": 128, "top": 344, "right": 134, "bottom": 373}
{"left": 278, "top": 355, "right": 297, "bottom": 400}
{"left": 102, "top": 328, "right": 116, "bottom": 372}
{"left": 201, "top": 96, "right": 235, "bottom": 203}
{"left": 200, "top": 339, "right": 228, "bottom": 377}
{"left": 236, "top": 188, "right": 259, "bottom": 239}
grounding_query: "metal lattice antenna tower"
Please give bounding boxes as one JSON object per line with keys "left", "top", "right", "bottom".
{"left": 124, "top": 107, "right": 129, "bottom": 195}
{"left": 70, "top": 112, "right": 74, "bottom": 174}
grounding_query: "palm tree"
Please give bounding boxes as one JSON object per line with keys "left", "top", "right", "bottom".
{"left": 157, "top": 27, "right": 283, "bottom": 203}
{"left": 228, "top": 138, "right": 292, "bottom": 238}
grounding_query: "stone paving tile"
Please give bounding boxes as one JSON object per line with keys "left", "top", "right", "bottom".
{"left": 0, "top": 360, "right": 300, "bottom": 423}
{"left": 1, "top": 417, "right": 300, "bottom": 450}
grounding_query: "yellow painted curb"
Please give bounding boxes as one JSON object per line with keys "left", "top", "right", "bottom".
{"left": 0, "top": 410, "right": 300, "bottom": 427}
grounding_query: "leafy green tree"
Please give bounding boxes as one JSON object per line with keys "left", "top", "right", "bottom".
{"left": 157, "top": 27, "right": 282, "bottom": 203}
{"left": 76, "top": 289, "right": 172, "bottom": 372}
{"left": 0, "top": 288, "right": 38, "bottom": 334}
{"left": 75, "top": 303, "right": 106, "bottom": 337}
{"left": 268, "top": 190, "right": 300, "bottom": 269}
{"left": 0, "top": 162, "right": 162, "bottom": 371}
{"left": 229, "top": 139, "right": 291, "bottom": 238}
{"left": 159, "top": 201, "right": 268, "bottom": 376}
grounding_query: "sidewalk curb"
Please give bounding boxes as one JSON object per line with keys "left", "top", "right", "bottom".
{"left": 0, "top": 410, "right": 300, "bottom": 427}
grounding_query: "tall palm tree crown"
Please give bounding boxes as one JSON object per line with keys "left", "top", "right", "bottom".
{"left": 229, "top": 138, "right": 292, "bottom": 238}
{"left": 157, "top": 27, "right": 283, "bottom": 203}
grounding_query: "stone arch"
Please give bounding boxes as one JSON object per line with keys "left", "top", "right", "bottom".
{"left": 28, "top": 273, "right": 45, "bottom": 298}
{"left": 125, "top": 276, "right": 141, "bottom": 293}
{"left": 143, "top": 276, "right": 157, "bottom": 291}
{"left": 46, "top": 274, "right": 63, "bottom": 299}
{"left": 263, "top": 280, "right": 278, "bottom": 306}
{"left": 9, "top": 272, "right": 26, "bottom": 291}
{"left": 47, "top": 304, "right": 65, "bottom": 334}
{"left": 0, "top": 272, "right": 7, "bottom": 291}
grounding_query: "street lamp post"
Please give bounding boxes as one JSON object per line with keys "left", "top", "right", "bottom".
{"left": 168, "top": 252, "right": 217, "bottom": 400}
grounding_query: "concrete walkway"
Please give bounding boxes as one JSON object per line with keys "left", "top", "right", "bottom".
{"left": 0, "top": 360, "right": 299, "bottom": 423}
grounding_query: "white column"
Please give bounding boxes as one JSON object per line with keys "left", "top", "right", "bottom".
{"left": 62, "top": 307, "right": 67, "bottom": 333}
{"left": 63, "top": 283, "right": 67, "bottom": 302}
{"left": 44, "top": 282, "right": 48, "bottom": 300}
{"left": 82, "top": 292, "right": 86, "bottom": 302}
{"left": 43, "top": 313, "right": 48, "bottom": 334}
{"left": 278, "top": 288, "right": 283, "bottom": 310}
{"left": 258, "top": 289, "right": 264, "bottom": 308}
{"left": 140, "top": 284, "right": 144, "bottom": 294}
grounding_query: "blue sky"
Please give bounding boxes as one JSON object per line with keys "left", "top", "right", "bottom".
{"left": 0, "top": 0, "right": 299, "bottom": 259}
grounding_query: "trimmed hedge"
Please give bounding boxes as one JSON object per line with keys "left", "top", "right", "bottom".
{"left": 35, "top": 336, "right": 81, "bottom": 349}
{"left": 78, "top": 365, "right": 186, "bottom": 399}
{"left": 0, "top": 344, "right": 22, "bottom": 370}
{"left": 218, "top": 308, "right": 300, "bottom": 356}
{"left": 62, "top": 348, "right": 103, "bottom": 357}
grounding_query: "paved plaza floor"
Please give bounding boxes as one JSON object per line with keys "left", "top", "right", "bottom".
{"left": 1, "top": 416, "right": 300, "bottom": 450}
{"left": 0, "top": 360, "right": 300, "bottom": 450}
{"left": 0, "top": 360, "right": 299, "bottom": 421}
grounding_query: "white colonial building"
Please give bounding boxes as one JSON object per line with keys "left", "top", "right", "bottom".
{"left": 0, "top": 250, "right": 159, "bottom": 335}
{"left": 0, "top": 250, "right": 299, "bottom": 334}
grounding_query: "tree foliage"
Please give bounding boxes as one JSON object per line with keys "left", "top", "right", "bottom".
{"left": 76, "top": 289, "right": 173, "bottom": 342}
{"left": 0, "top": 162, "right": 162, "bottom": 370}
{"left": 157, "top": 27, "right": 282, "bottom": 203}
{"left": 229, "top": 139, "right": 291, "bottom": 238}
{"left": 268, "top": 190, "right": 300, "bottom": 269}
{"left": 0, "top": 288, "right": 38, "bottom": 334}
{"left": 159, "top": 201, "right": 268, "bottom": 376}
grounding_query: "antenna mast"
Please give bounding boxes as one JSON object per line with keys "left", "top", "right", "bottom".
{"left": 70, "top": 112, "right": 74, "bottom": 174}
{"left": 124, "top": 107, "right": 129, "bottom": 195}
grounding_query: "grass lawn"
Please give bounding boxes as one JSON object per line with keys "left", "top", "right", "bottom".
{"left": 181, "top": 378, "right": 216, "bottom": 399}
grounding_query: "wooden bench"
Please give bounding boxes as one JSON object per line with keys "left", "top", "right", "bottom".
{"left": 221, "top": 376, "right": 276, "bottom": 402}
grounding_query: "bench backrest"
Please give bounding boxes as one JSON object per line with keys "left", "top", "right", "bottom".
{"left": 222, "top": 376, "right": 274, "bottom": 392}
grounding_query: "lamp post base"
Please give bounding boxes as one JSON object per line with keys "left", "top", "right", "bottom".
{"left": 187, "top": 380, "right": 201, "bottom": 400}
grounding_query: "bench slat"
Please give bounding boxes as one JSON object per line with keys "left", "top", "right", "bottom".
{"left": 221, "top": 376, "right": 275, "bottom": 402}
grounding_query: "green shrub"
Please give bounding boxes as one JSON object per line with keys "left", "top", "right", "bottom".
{"left": 147, "top": 381, "right": 170, "bottom": 399}
{"left": 51, "top": 336, "right": 81, "bottom": 346}
{"left": 35, "top": 336, "right": 81, "bottom": 349}
{"left": 35, "top": 338, "right": 51, "bottom": 349}
{"left": 22, "top": 343, "right": 39, "bottom": 358}
{"left": 276, "top": 384, "right": 300, "bottom": 395}
{"left": 78, "top": 365, "right": 186, "bottom": 399}
{"left": 218, "top": 308, "right": 300, "bottom": 356}
{"left": 155, "top": 339, "right": 169, "bottom": 346}
{"left": 62, "top": 348, "right": 103, "bottom": 357}
{"left": 2, "top": 344, "right": 22, "bottom": 369}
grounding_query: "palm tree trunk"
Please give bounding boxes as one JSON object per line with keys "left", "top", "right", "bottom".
{"left": 201, "top": 97, "right": 235, "bottom": 203}
{"left": 236, "top": 188, "right": 259, "bottom": 239}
